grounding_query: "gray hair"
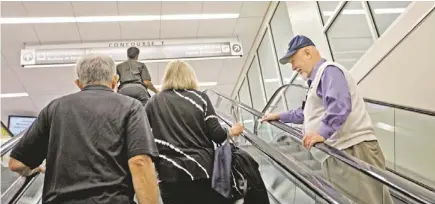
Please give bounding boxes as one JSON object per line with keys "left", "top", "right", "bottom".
{"left": 75, "top": 55, "right": 116, "bottom": 86}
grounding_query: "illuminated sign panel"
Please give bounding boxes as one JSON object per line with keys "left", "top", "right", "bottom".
{"left": 21, "top": 38, "right": 243, "bottom": 66}
{"left": 8, "top": 116, "right": 36, "bottom": 136}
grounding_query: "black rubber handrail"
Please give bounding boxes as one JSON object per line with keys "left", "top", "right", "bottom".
{"left": 204, "top": 88, "right": 435, "bottom": 204}
{"left": 1, "top": 124, "right": 41, "bottom": 204}
{"left": 1, "top": 172, "right": 41, "bottom": 204}
{"left": 216, "top": 111, "right": 352, "bottom": 204}
{"left": 1, "top": 122, "right": 14, "bottom": 137}
{"left": 1, "top": 129, "right": 27, "bottom": 157}
{"left": 364, "top": 98, "right": 435, "bottom": 117}
{"left": 260, "top": 83, "right": 435, "bottom": 193}
{"left": 262, "top": 84, "right": 435, "bottom": 120}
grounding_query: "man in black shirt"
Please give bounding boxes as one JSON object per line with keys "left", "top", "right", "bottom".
{"left": 117, "top": 47, "right": 159, "bottom": 106}
{"left": 9, "top": 55, "right": 159, "bottom": 204}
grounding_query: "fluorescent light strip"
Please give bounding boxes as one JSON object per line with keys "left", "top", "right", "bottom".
{"left": 0, "top": 13, "right": 239, "bottom": 24}
{"left": 375, "top": 122, "right": 395, "bottom": 132}
{"left": 23, "top": 56, "right": 241, "bottom": 69}
{"left": 323, "top": 8, "right": 405, "bottom": 16}
{"left": 0, "top": 92, "right": 29, "bottom": 98}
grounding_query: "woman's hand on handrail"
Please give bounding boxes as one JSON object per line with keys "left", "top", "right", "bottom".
{"left": 229, "top": 122, "right": 244, "bottom": 136}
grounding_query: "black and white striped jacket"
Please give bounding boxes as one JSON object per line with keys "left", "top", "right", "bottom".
{"left": 145, "top": 89, "right": 228, "bottom": 182}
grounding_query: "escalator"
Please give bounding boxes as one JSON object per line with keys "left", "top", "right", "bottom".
{"left": 2, "top": 87, "right": 435, "bottom": 204}
{"left": 1, "top": 115, "right": 352, "bottom": 204}
{"left": 205, "top": 86, "right": 435, "bottom": 204}
{"left": 258, "top": 83, "right": 435, "bottom": 191}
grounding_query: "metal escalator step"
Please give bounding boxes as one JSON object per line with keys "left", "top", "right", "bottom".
{"left": 313, "top": 170, "right": 323, "bottom": 177}
{"left": 276, "top": 145, "right": 300, "bottom": 155}
{"left": 289, "top": 151, "right": 312, "bottom": 161}
{"left": 302, "top": 160, "right": 321, "bottom": 171}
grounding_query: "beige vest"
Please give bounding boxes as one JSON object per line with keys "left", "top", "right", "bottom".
{"left": 304, "top": 61, "right": 377, "bottom": 161}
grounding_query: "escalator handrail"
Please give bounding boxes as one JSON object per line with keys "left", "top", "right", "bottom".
{"left": 205, "top": 88, "right": 435, "bottom": 204}
{"left": 261, "top": 84, "right": 435, "bottom": 117}
{"left": 1, "top": 172, "right": 41, "bottom": 204}
{"left": 364, "top": 98, "right": 435, "bottom": 117}
{"left": 216, "top": 111, "right": 352, "bottom": 204}
{"left": 262, "top": 84, "right": 435, "bottom": 124}
{"left": 253, "top": 84, "right": 305, "bottom": 134}
{"left": 1, "top": 129, "right": 27, "bottom": 157}
{"left": 1, "top": 122, "right": 14, "bottom": 138}
{"left": 260, "top": 83, "right": 306, "bottom": 114}
{"left": 261, "top": 83, "right": 435, "bottom": 193}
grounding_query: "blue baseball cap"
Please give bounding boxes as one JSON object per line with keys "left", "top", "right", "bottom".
{"left": 279, "top": 35, "right": 315, "bottom": 65}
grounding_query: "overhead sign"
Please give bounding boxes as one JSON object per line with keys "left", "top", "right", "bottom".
{"left": 20, "top": 38, "right": 243, "bottom": 66}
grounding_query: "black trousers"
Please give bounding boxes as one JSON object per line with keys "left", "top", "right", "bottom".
{"left": 118, "top": 83, "right": 149, "bottom": 106}
{"left": 159, "top": 179, "right": 231, "bottom": 204}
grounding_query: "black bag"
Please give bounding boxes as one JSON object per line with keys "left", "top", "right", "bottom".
{"left": 231, "top": 144, "right": 270, "bottom": 204}
{"left": 212, "top": 139, "right": 269, "bottom": 203}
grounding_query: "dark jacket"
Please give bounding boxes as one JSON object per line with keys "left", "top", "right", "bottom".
{"left": 213, "top": 141, "right": 270, "bottom": 204}
{"left": 231, "top": 144, "right": 270, "bottom": 204}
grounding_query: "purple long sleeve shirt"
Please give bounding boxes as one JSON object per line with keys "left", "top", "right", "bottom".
{"left": 279, "top": 59, "right": 352, "bottom": 139}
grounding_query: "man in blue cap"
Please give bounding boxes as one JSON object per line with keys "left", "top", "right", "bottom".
{"left": 261, "top": 35, "right": 393, "bottom": 204}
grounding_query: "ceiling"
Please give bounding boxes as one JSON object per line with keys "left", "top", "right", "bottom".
{"left": 0, "top": 1, "right": 270, "bottom": 123}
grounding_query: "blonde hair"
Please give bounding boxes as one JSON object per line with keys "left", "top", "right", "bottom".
{"left": 162, "top": 60, "right": 199, "bottom": 90}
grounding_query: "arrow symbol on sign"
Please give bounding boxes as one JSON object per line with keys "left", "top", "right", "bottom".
{"left": 23, "top": 53, "right": 33, "bottom": 61}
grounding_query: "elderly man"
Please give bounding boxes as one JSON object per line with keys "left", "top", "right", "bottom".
{"left": 9, "top": 55, "right": 159, "bottom": 204}
{"left": 261, "top": 35, "right": 393, "bottom": 204}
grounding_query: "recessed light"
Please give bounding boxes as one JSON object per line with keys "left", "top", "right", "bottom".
{"left": 323, "top": 8, "right": 405, "bottom": 16}
{"left": 0, "top": 93, "right": 29, "bottom": 98}
{"left": 0, "top": 13, "right": 240, "bottom": 24}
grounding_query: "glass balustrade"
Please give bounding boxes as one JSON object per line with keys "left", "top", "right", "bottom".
{"left": 263, "top": 84, "right": 435, "bottom": 190}
{"left": 238, "top": 136, "right": 331, "bottom": 204}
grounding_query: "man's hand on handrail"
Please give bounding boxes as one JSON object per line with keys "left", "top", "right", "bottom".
{"left": 9, "top": 157, "right": 45, "bottom": 177}
{"left": 260, "top": 113, "right": 280, "bottom": 123}
{"left": 302, "top": 132, "right": 325, "bottom": 149}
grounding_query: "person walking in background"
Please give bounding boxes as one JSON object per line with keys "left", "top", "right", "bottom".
{"left": 117, "top": 47, "right": 159, "bottom": 106}
{"left": 144, "top": 60, "right": 244, "bottom": 204}
{"left": 9, "top": 55, "right": 160, "bottom": 204}
{"left": 261, "top": 35, "right": 393, "bottom": 204}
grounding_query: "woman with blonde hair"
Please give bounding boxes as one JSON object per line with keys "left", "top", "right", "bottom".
{"left": 145, "top": 60, "right": 243, "bottom": 204}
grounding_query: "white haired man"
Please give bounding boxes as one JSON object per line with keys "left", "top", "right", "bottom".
{"left": 261, "top": 35, "right": 393, "bottom": 204}
{"left": 9, "top": 55, "right": 159, "bottom": 204}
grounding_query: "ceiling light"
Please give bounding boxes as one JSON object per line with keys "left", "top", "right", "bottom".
{"left": 323, "top": 8, "right": 405, "bottom": 17}
{"left": 0, "top": 13, "right": 240, "bottom": 24}
{"left": 0, "top": 92, "right": 29, "bottom": 98}
{"left": 23, "top": 56, "right": 241, "bottom": 69}
{"left": 243, "top": 119, "right": 254, "bottom": 123}
{"left": 263, "top": 78, "right": 280, "bottom": 83}
{"left": 375, "top": 122, "right": 394, "bottom": 132}
{"left": 374, "top": 8, "right": 406, "bottom": 14}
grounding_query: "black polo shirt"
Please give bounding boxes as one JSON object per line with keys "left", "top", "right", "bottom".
{"left": 116, "top": 59, "right": 151, "bottom": 85}
{"left": 10, "top": 85, "right": 159, "bottom": 204}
